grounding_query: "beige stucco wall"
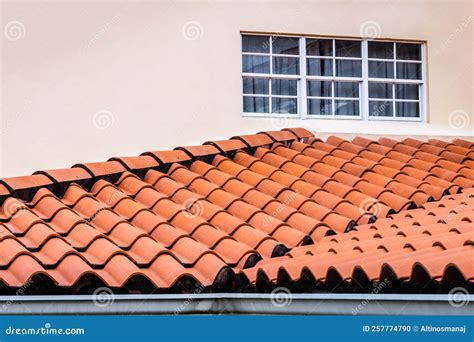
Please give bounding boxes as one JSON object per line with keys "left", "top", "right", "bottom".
{"left": 1, "top": 0, "right": 473, "bottom": 177}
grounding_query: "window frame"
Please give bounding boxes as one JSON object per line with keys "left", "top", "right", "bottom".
{"left": 241, "top": 33, "right": 426, "bottom": 122}
{"left": 241, "top": 35, "right": 301, "bottom": 118}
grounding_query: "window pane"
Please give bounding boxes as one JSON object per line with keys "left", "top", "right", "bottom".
{"left": 368, "top": 42, "right": 394, "bottom": 59}
{"left": 368, "top": 61, "right": 394, "bottom": 78}
{"left": 243, "top": 77, "right": 269, "bottom": 95}
{"left": 369, "top": 82, "right": 393, "bottom": 99}
{"left": 335, "top": 100, "right": 359, "bottom": 116}
{"left": 242, "top": 55, "right": 270, "bottom": 73}
{"left": 334, "top": 82, "right": 359, "bottom": 98}
{"left": 336, "top": 60, "right": 362, "bottom": 77}
{"left": 335, "top": 40, "right": 361, "bottom": 57}
{"left": 396, "top": 102, "right": 420, "bottom": 117}
{"left": 307, "top": 81, "right": 332, "bottom": 97}
{"left": 307, "top": 58, "right": 333, "bottom": 76}
{"left": 369, "top": 101, "right": 393, "bottom": 117}
{"left": 242, "top": 35, "right": 269, "bottom": 53}
{"left": 272, "top": 97, "right": 298, "bottom": 114}
{"left": 243, "top": 96, "right": 269, "bottom": 113}
{"left": 396, "top": 43, "right": 421, "bottom": 60}
{"left": 272, "top": 37, "right": 299, "bottom": 55}
{"left": 273, "top": 56, "right": 299, "bottom": 75}
{"left": 395, "top": 84, "right": 419, "bottom": 100}
{"left": 271, "top": 79, "right": 297, "bottom": 96}
{"left": 306, "top": 39, "right": 332, "bottom": 56}
{"left": 396, "top": 62, "right": 421, "bottom": 80}
{"left": 308, "top": 99, "right": 332, "bottom": 115}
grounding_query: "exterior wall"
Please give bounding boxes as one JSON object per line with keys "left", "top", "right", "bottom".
{"left": 1, "top": 0, "right": 473, "bottom": 177}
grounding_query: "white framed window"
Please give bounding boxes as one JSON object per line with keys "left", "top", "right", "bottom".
{"left": 242, "top": 35, "right": 300, "bottom": 117}
{"left": 241, "top": 34, "right": 426, "bottom": 121}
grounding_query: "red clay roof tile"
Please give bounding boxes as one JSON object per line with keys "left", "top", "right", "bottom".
{"left": 231, "top": 133, "right": 273, "bottom": 148}
{"left": 282, "top": 127, "right": 315, "bottom": 140}
{"left": 259, "top": 130, "right": 297, "bottom": 143}
{"left": 176, "top": 145, "right": 221, "bottom": 158}
{"left": 142, "top": 150, "right": 191, "bottom": 164}
{"left": 110, "top": 156, "right": 159, "bottom": 171}
{"left": 74, "top": 161, "right": 126, "bottom": 177}
{"left": 0, "top": 129, "right": 472, "bottom": 295}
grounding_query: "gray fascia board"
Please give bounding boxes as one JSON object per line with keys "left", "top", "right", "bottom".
{"left": 0, "top": 293, "right": 472, "bottom": 315}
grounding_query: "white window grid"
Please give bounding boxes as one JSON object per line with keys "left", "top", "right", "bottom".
{"left": 366, "top": 41, "right": 424, "bottom": 121}
{"left": 241, "top": 36, "right": 301, "bottom": 117}
{"left": 305, "top": 39, "right": 363, "bottom": 119}
{"left": 241, "top": 34, "right": 426, "bottom": 122}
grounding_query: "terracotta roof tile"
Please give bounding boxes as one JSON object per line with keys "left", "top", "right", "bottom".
{"left": 0, "top": 174, "right": 53, "bottom": 193}
{"left": 142, "top": 150, "right": 191, "bottom": 164}
{"left": 110, "top": 155, "right": 159, "bottom": 171}
{"left": 282, "top": 127, "right": 315, "bottom": 140}
{"left": 176, "top": 145, "right": 221, "bottom": 158}
{"left": 0, "top": 129, "right": 472, "bottom": 294}
{"left": 231, "top": 133, "right": 273, "bottom": 148}
{"left": 259, "top": 130, "right": 298, "bottom": 143}
{"left": 73, "top": 161, "right": 127, "bottom": 178}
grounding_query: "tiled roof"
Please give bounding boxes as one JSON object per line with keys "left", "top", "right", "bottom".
{"left": 0, "top": 128, "right": 472, "bottom": 294}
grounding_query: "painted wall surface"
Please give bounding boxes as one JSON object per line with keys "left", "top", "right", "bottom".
{"left": 1, "top": 0, "right": 473, "bottom": 177}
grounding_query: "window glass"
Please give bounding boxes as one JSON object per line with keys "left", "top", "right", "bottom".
{"left": 243, "top": 96, "right": 269, "bottom": 113}
{"left": 369, "top": 101, "right": 393, "bottom": 117}
{"left": 242, "top": 55, "right": 270, "bottom": 73}
{"left": 396, "top": 102, "right": 419, "bottom": 117}
{"left": 334, "top": 82, "right": 359, "bottom": 98}
{"left": 335, "top": 40, "right": 361, "bottom": 57}
{"left": 396, "top": 43, "right": 421, "bottom": 60}
{"left": 395, "top": 84, "right": 419, "bottom": 100}
{"left": 273, "top": 56, "right": 299, "bottom": 75}
{"left": 368, "top": 42, "right": 394, "bottom": 59}
{"left": 368, "top": 82, "right": 393, "bottom": 99}
{"left": 243, "top": 77, "right": 269, "bottom": 94}
{"left": 396, "top": 62, "right": 421, "bottom": 80}
{"left": 306, "top": 39, "right": 333, "bottom": 56}
{"left": 307, "top": 81, "right": 332, "bottom": 97}
{"left": 242, "top": 35, "right": 269, "bottom": 53}
{"left": 272, "top": 37, "right": 299, "bottom": 55}
{"left": 307, "top": 58, "right": 333, "bottom": 76}
{"left": 271, "top": 79, "right": 297, "bottom": 96}
{"left": 272, "top": 97, "right": 298, "bottom": 114}
{"left": 336, "top": 60, "right": 362, "bottom": 77}
{"left": 368, "top": 61, "right": 394, "bottom": 78}
{"left": 308, "top": 99, "right": 332, "bottom": 115}
{"left": 335, "top": 100, "right": 359, "bottom": 115}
